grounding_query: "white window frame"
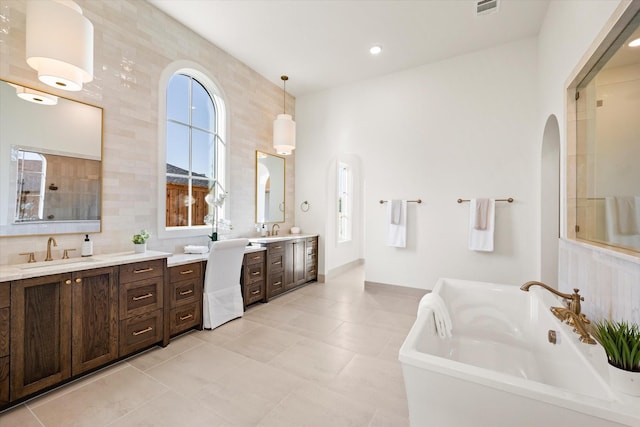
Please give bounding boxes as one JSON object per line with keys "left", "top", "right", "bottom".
{"left": 157, "top": 60, "right": 228, "bottom": 239}
{"left": 337, "top": 161, "right": 352, "bottom": 243}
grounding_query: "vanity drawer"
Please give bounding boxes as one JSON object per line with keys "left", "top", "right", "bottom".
{"left": 269, "top": 253, "right": 284, "bottom": 273}
{"left": 267, "top": 242, "right": 285, "bottom": 254}
{"left": 245, "top": 263, "right": 264, "bottom": 285}
{"left": 119, "top": 277, "right": 163, "bottom": 319}
{"left": 169, "top": 303, "right": 200, "bottom": 335}
{"left": 245, "top": 251, "right": 265, "bottom": 266}
{"left": 170, "top": 278, "right": 201, "bottom": 307}
{"left": 245, "top": 281, "right": 264, "bottom": 305}
{"left": 0, "top": 283, "right": 8, "bottom": 308}
{"left": 268, "top": 272, "right": 285, "bottom": 298}
{"left": 169, "top": 262, "right": 202, "bottom": 283}
{"left": 120, "top": 259, "right": 164, "bottom": 284}
{"left": 119, "top": 309, "right": 163, "bottom": 356}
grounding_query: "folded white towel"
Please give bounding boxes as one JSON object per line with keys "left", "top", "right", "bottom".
{"left": 468, "top": 198, "right": 495, "bottom": 252}
{"left": 418, "top": 293, "right": 452, "bottom": 338}
{"left": 184, "top": 245, "right": 209, "bottom": 254}
{"left": 615, "top": 196, "right": 639, "bottom": 235}
{"left": 474, "top": 198, "right": 490, "bottom": 230}
{"left": 386, "top": 200, "right": 407, "bottom": 248}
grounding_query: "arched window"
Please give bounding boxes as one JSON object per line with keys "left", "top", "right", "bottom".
{"left": 159, "top": 63, "right": 227, "bottom": 238}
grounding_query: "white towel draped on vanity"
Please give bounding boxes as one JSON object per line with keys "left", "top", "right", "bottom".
{"left": 386, "top": 199, "right": 407, "bottom": 248}
{"left": 468, "top": 198, "right": 495, "bottom": 252}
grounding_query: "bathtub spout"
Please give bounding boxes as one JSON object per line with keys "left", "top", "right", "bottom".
{"left": 520, "top": 281, "right": 584, "bottom": 317}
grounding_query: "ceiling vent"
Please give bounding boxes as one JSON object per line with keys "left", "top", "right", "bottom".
{"left": 476, "top": 0, "right": 499, "bottom": 16}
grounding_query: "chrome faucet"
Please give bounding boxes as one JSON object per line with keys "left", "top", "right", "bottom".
{"left": 520, "top": 281, "right": 595, "bottom": 344}
{"left": 45, "top": 236, "right": 58, "bottom": 261}
{"left": 271, "top": 223, "right": 280, "bottom": 236}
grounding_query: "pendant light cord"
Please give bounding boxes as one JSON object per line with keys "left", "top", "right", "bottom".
{"left": 281, "top": 75, "right": 288, "bottom": 115}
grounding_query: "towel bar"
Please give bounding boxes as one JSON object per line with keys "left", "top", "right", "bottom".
{"left": 379, "top": 199, "right": 422, "bottom": 204}
{"left": 457, "top": 198, "right": 513, "bottom": 203}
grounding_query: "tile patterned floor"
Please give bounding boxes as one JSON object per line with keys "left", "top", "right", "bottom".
{"left": 0, "top": 266, "right": 425, "bottom": 427}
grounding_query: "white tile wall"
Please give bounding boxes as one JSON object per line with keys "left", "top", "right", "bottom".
{"left": 0, "top": 0, "right": 295, "bottom": 263}
{"left": 559, "top": 238, "right": 640, "bottom": 324}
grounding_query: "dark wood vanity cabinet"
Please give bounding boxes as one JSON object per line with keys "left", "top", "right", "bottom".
{"left": 167, "top": 262, "right": 202, "bottom": 336}
{"left": 118, "top": 260, "right": 164, "bottom": 356}
{"left": 265, "top": 242, "right": 286, "bottom": 299}
{"left": 260, "top": 236, "right": 318, "bottom": 300}
{"left": 284, "top": 239, "right": 306, "bottom": 291}
{"left": 0, "top": 283, "right": 10, "bottom": 409}
{"left": 9, "top": 267, "right": 118, "bottom": 400}
{"left": 305, "top": 237, "right": 318, "bottom": 281}
{"left": 242, "top": 251, "right": 266, "bottom": 307}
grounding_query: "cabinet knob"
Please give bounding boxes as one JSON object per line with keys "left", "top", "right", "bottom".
{"left": 65, "top": 279, "right": 72, "bottom": 285}
{"left": 75, "top": 278, "right": 82, "bottom": 283}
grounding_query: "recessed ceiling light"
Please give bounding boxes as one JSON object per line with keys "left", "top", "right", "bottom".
{"left": 369, "top": 45, "right": 382, "bottom": 55}
{"left": 628, "top": 37, "right": 640, "bottom": 48}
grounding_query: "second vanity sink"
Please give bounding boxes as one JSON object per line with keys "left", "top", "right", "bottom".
{"left": 15, "top": 257, "right": 98, "bottom": 270}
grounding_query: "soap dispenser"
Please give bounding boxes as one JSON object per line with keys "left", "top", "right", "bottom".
{"left": 260, "top": 224, "right": 267, "bottom": 237}
{"left": 81, "top": 234, "right": 93, "bottom": 257}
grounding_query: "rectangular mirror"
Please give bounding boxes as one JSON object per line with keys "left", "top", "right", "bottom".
{"left": 255, "top": 151, "right": 285, "bottom": 224}
{"left": 575, "top": 12, "right": 640, "bottom": 253}
{"left": 0, "top": 79, "right": 103, "bottom": 236}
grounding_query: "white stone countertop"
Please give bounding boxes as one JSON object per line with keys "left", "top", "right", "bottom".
{"left": 0, "top": 250, "right": 171, "bottom": 283}
{"left": 167, "top": 245, "right": 266, "bottom": 267}
{"left": 248, "top": 233, "right": 318, "bottom": 244}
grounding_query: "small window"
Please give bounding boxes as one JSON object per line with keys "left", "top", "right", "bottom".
{"left": 165, "top": 73, "right": 226, "bottom": 230}
{"left": 338, "top": 162, "right": 352, "bottom": 242}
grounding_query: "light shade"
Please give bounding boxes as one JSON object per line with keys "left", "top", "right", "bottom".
{"left": 15, "top": 86, "right": 58, "bottom": 105}
{"left": 273, "top": 113, "right": 296, "bottom": 155}
{"left": 26, "top": 0, "right": 94, "bottom": 91}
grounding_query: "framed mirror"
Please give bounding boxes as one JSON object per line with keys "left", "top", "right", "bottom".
{"left": 574, "top": 11, "right": 640, "bottom": 252}
{"left": 0, "top": 80, "right": 103, "bottom": 236}
{"left": 255, "top": 151, "right": 285, "bottom": 224}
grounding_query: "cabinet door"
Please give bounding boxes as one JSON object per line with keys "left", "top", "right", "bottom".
{"left": 0, "top": 283, "right": 9, "bottom": 409}
{"left": 71, "top": 267, "right": 118, "bottom": 376}
{"left": 284, "top": 240, "right": 295, "bottom": 290}
{"left": 11, "top": 274, "right": 72, "bottom": 400}
{"left": 293, "top": 240, "right": 306, "bottom": 286}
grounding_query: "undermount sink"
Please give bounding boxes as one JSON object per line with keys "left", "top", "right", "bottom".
{"left": 16, "top": 257, "right": 98, "bottom": 270}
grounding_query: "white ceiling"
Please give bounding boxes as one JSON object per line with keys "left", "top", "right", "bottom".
{"left": 148, "top": 0, "right": 550, "bottom": 96}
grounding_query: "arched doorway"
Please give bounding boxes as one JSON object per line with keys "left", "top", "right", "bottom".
{"left": 541, "top": 115, "right": 560, "bottom": 286}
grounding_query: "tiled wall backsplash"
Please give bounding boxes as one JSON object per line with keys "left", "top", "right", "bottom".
{"left": 559, "top": 238, "right": 640, "bottom": 324}
{"left": 0, "top": 0, "right": 295, "bottom": 263}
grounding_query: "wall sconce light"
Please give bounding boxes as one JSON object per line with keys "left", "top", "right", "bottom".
{"left": 273, "top": 75, "right": 296, "bottom": 155}
{"left": 26, "top": 0, "right": 94, "bottom": 92}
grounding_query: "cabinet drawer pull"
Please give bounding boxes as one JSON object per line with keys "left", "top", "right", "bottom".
{"left": 272, "top": 261, "right": 281, "bottom": 265}
{"left": 251, "top": 271, "right": 260, "bottom": 276}
{"left": 251, "top": 256, "right": 261, "bottom": 260}
{"left": 274, "top": 245, "right": 282, "bottom": 249}
{"left": 132, "top": 326, "right": 153, "bottom": 336}
{"left": 309, "top": 270, "right": 316, "bottom": 274}
{"left": 132, "top": 292, "right": 153, "bottom": 301}
{"left": 179, "top": 269, "right": 194, "bottom": 275}
{"left": 179, "top": 314, "right": 194, "bottom": 321}
{"left": 75, "top": 278, "right": 82, "bottom": 283}
{"left": 273, "top": 281, "right": 282, "bottom": 286}
{"left": 251, "top": 290, "right": 261, "bottom": 295}
{"left": 179, "top": 289, "right": 193, "bottom": 296}
{"left": 133, "top": 267, "right": 154, "bottom": 274}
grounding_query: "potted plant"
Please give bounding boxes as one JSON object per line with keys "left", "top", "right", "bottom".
{"left": 592, "top": 319, "right": 640, "bottom": 396}
{"left": 131, "top": 229, "right": 150, "bottom": 253}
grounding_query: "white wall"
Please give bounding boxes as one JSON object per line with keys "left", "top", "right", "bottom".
{"left": 297, "top": 37, "right": 539, "bottom": 289}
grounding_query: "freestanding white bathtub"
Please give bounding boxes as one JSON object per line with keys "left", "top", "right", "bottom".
{"left": 399, "top": 278, "right": 640, "bottom": 427}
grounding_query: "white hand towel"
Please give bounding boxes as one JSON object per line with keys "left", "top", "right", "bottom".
{"left": 418, "top": 293, "right": 452, "bottom": 338}
{"left": 615, "top": 196, "right": 639, "bottom": 235}
{"left": 386, "top": 199, "right": 407, "bottom": 248}
{"left": 184, "top": 245, "right": 209, "bottom": 254}
{"left": 468, "top": 198, "right": 495, "bottom": 252}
